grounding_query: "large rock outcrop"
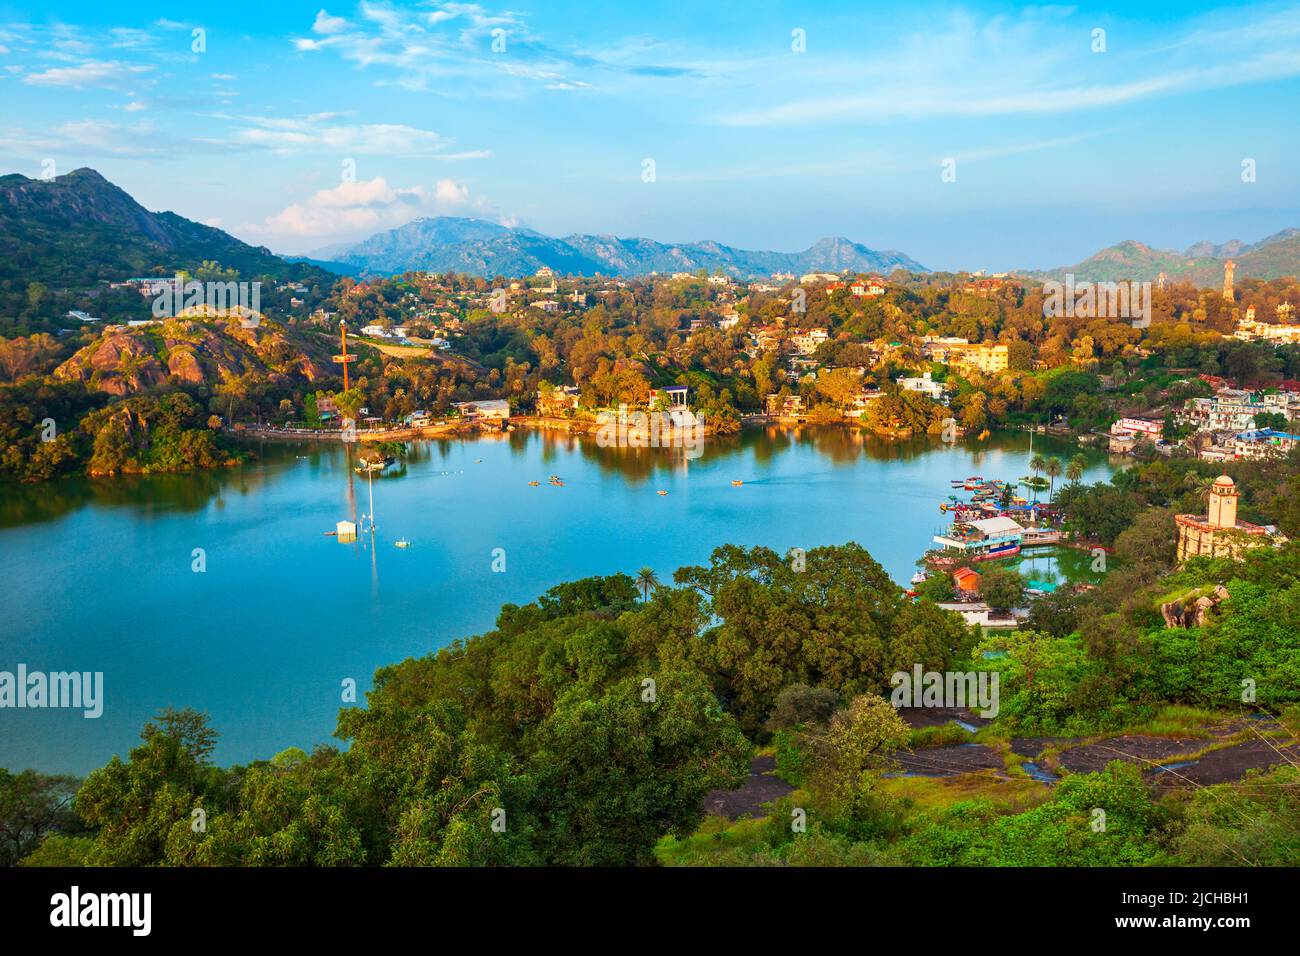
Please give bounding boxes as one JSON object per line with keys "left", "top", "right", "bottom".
{"left": 1161, "top": 585, "right": 1230, "bottom": 628}
{"left": 54, "top": 318, "right": 332, "bottom": 396}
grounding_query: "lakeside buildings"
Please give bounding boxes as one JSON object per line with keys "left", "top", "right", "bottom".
{"left": 1108, "top": 417, "right": 1164, "bottom": 453}
{"left": 933, "top": 515, "right": 1025, "bottom": 561}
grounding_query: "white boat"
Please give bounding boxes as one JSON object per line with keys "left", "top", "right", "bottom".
{"left": 394, "top": 538, "right": 411, "bottom": 549}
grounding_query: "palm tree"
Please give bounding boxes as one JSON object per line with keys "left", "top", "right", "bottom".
{"left": 1182, "top": 471, "right": 1215, "bottom": 506}
{"left": 1028, "top": 453, "right": 1046, "bottom": 503}
{"left": 1066, "top": 453, "right": 1087, "bottom": 486}
{"left": 1045, "top": 456, "right": 1063, "bottom": 501}
{"left": 634, "top": 567, "right": 659, "bottom": 602}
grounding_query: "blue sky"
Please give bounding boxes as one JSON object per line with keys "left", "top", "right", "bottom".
{"left": 2, "top": 1, "right": 1299, "bottom": 270}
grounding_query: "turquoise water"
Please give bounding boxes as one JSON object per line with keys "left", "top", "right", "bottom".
{"left": 0, "top": 427, "right": 1115, "bottom": 775}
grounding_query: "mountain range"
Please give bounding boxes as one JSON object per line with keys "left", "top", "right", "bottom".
{"left": 3, "top": 168, "right": 1298, "bottom": 289}
{"left": 1027, "top": 229, "right": 1300, "bottom": 285}
{"left": 309, "top": 217, "right": 929, "bottom": 279}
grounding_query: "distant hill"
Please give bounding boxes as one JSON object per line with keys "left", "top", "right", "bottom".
{"left": 0, "top": 168, "right": 332, "bottom": 287}
{"left": 324, "top": 216, "right": 928, "bottom": 278}
{"left": 1028, "top": 229, "right": 1300, "bottom": 284}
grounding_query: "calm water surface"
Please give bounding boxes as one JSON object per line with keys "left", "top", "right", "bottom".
{"left": 0, "top": 427, "right": 1117, "bottom": 774}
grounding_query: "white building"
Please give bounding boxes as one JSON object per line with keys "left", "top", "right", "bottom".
{"left": 897, "top": 371, "right": 949, "bottom": 401}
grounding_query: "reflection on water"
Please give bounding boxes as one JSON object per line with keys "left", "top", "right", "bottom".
{"left": 0, "top": 426, "right": 1115, "bottom": 775}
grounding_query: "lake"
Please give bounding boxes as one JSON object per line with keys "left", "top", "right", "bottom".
{"left": 0, "top": 427, "right": 1117, "bottom": 775}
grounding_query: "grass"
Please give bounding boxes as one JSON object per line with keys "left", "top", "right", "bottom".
{"left": 909, "top": 724, "right": 974, "bottom": 748}
{"left": 654, "top": 815, "right": 772, "bottom": 867}
{"left": 879, "top": 770, "right": 1050, "bottom": 813}
{"left": 1121, "top": 705, "right": 1224, "bottom": 738}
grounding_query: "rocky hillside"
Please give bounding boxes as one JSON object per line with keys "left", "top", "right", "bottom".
{"left": 53, "top": 318, "right": 335, "bottom": 396}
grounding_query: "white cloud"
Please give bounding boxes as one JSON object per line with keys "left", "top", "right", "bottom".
{"left": 244, "top": 175, "right": 500, "bottom": 249}
{"left": 229, "top": 112, "right": 488, "bottom": 159}
{"left": 434, "top": 179, "right": 469, "bottom": 205}
{"left": 23, "top": 60, "right": 152, "bottom": 90}
{"left": 719, "top": 4, "right": 1300, "bottom": 126}
{"left": 313, "top": 10, "right": 350, "bottom": 35}
{"left": 288, "top": 1, "right": 703, "bottom": 94}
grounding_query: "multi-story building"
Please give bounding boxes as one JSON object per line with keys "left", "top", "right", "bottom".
{"left": 1108, "top": 417, "right": 1164, "bottom": 453}
{"left": 1180, "top": 390, "right": 1269, "bottom": 433}
{"left": 920, "top": 336, "right": 970, "bottom": 363}
{"left": 952, "top": 343, "right": 1009, "bottom": 375}
{"left": 850, "top": 277, "right": 886, "bottom": 297}
{"left": 790, "top": 328, "right": 829, "bottom": 355}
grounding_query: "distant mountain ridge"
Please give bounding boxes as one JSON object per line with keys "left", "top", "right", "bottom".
{"left": 0, "top": 168, "right": 330, "bottom": 287}
{"left": 1028, "top": 229, "right": 1300, "bottom": 285}
{"left": 316, "top": 217, "right": 928, "bottom": 279}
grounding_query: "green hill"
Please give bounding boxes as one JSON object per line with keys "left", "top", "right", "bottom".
{"left": 0, "top": 168, "right": 331, "bottom": 287}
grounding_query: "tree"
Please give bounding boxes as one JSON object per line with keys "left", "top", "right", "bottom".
{"left": 766, "top": 684, "right": 840, "bottom": 731}
{"left": 528, "top": 667, "right": 749, "bottom": 865}
{"left": 1066, "top": 453, "right": 1087, "bottom": 486}
{"left": 981, "top": 565, "right": 1026, "bottom": 612}
{"left": 634, "top": 567, "right": 659, "bottom": 602}
{"left": 74, "top": 708, "right": 225, "bottom": 866}
{"left": 803, "top": 694, "right": 910, "bottom": 839}
{"left": 1045, "top": 456, "right": 1063, "bottom": 500}
{"left": 0, "top": 770, "right": 81, "bottom": 867}
{"left": 1254, "top": 411, "right": 1288, "bottom": 432}
{"left": 1029, "top": 453, "right": 1047, "bottom": 503}
{"left": 1113, "top": 507, "right": 1178, "bottom": 571}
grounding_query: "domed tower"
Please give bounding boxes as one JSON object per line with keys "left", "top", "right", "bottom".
{"left": 1207, "top": 475, "right": 1239, "bottom": 529}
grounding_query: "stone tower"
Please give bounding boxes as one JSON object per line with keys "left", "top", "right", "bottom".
{"left": 1157, "top": 271, "right": 1167, "bottom": 292}
{"left": 1207, "top": 475, "right": 1239, "bottom": 529}
{"left": 1223, "top": 260, "right": 1236, "bottom": 302}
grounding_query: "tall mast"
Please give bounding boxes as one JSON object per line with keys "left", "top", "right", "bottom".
{"left": 341, "top": 321, "right": 350, "bottom": 391}
{"left": 367, "top": 466, "right": 375, "bottom": 533}
{"left": 333, "top": 320, "right": 356, "bottom": 391}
